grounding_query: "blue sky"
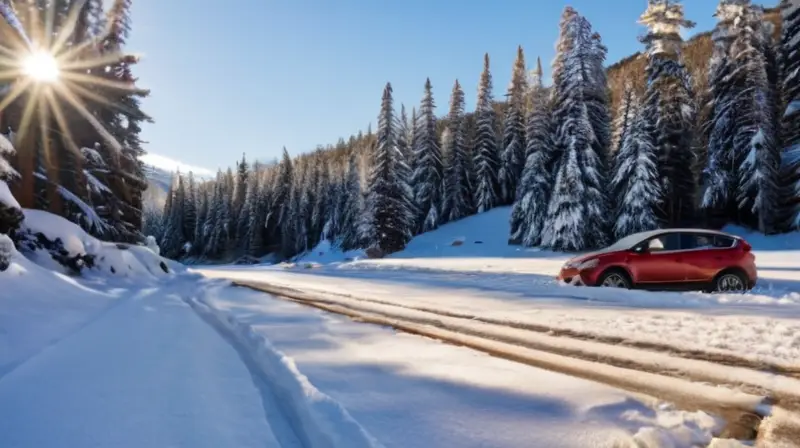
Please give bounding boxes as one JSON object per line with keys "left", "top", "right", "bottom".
{"left": 130, "top": 0, "right": 728, "bottom": 175}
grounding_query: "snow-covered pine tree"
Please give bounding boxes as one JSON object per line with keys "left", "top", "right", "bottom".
{"left": 310, "top": 157, "right": 330, "bottom": 248}
{"left": 233, "top": 153, "right": 249, "bottom": 222}
{"left": 780, "top": 0, "right": 800, "bottom": 230}
{"left": 397, "top": 105, "right": 412, "bottom": 165}
{"left": 611, "top": 83, "right": 638, "bottom": 157}
{"left": 246, "top": 175, "right": 269, "bottom": 258}
{"left": 540, "top": 7, "right": 612, "bottom": 251}
{"left": 183, "top": 172, "right": 197, "bottom": 246}
{"left": 612, "top": 106, "right": 663, "bottom": 239}
{"left": 703, "top": 1, "right": 780, "bottom": 233}
{"left": 237, "top": 171, "right": 258, "bottom": 254}
{"left": 364, "top": 83, "right": 414, "bottom": 254}
{"left": 324, "top": 167, "right": 344, "bottom": 243}
{"left": 473, "top": 53, "right": 501, "bottom": 213}
{"left": 639, "top": 0, "right": 698, "bottom": 227}
{"left": 442, "top": 80, "right": 474, "bottom": 222}
{"left": 509, "top": 57, "right": 555, "bottom": 247}
{"left": 498, "top": 46, "right": 528, "bottom": 204}
{"left": 701, "top": 1, "right": 739, "bottom": 224}
{"left": 0, "top": 134, "right": 23, "bottom": 235}
{"left": 193, "top": 186, "right": 209, "bottom": 256}
{"left": 339, "top": 151, "right": 364, "bottom": 251}
{"left": 610, "top": 88, "right": 643, "bottom": 208}
{"left": 160, "top": 174, "right": 186, "bottom": 258}
{"left": 412, "top": 79, "right": 444, "bottom": 233}
{"left": 267, "top": 148, "right": 293, "bottom": 246}
{"left": 730, "top": 2, "right": 781, "bottom": 233}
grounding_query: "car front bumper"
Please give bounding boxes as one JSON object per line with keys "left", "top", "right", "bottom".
{"left": 556, "top": 267, "right": 585, "bottom": 286}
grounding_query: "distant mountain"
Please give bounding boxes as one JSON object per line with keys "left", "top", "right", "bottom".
{"left": 143, "top": 165, "right": 173, "bottom": 212}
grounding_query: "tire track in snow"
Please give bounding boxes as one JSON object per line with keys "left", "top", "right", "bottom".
{"left": 232, "top": 280, "right": 800, "bottom": 377}
{"left": 231, "top": 280, "right": 800, "bottom": 445}
{"left": 183, "top": 294, "right": 382, "bottom": 448}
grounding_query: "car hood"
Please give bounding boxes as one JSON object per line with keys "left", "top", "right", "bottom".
{"left": 565, "top": 247, "right": 619, "bottom": 264}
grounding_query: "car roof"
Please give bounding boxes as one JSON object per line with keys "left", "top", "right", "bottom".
{"left": 632, "top": 228, "right": 742, "bottom": 240}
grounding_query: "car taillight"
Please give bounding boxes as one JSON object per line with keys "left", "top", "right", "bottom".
{"left": 739, "top": 240, "right": 752, "bottom": 252}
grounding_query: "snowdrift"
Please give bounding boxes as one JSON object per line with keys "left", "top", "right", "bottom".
{"left": 0, "top": 205, "right": 184, "bottom": 378}
{"left": 18, "top": 208, "right": 183, "bottom": 278}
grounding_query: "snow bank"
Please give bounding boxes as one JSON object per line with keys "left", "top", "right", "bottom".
{"left": 190, "top": 282, "right": 382, "bottom": 448}
{"left": 20, "top": 208, "right": 181, "bottom": 278}
{"left": 0, "top": 233, "right": 118, "bottom": 376}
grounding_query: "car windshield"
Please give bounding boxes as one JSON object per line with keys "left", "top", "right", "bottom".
{"left": 603, "top": 232, "right": 652, "bottom": 251}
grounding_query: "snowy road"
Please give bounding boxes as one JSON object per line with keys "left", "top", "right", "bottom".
{"left": 0, "top": 284, "right": 299, "bottom": 448}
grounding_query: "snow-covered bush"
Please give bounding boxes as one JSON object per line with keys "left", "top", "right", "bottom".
{"left": 145, "top": 235, "right": 160, "bottom": 255}
{"left": 0, "top": 234, "right": 13, "bottom": 271}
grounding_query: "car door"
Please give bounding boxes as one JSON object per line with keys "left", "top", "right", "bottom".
{"left": 630, "top": 233, "right": 686, "bottom": 284}
{"left": 680, "top": 233, "right": 738, "bottom": 282}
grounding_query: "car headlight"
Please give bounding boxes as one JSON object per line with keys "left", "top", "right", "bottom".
{"left": 577, "top": 259, "right": 598, "bottom": 270}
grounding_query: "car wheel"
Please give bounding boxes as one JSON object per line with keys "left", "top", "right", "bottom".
{"left": 714, "top": 271, "right": 748, "bottom": 293}
{"left": 599, "top": 270, "right": 632, "bottom": 289}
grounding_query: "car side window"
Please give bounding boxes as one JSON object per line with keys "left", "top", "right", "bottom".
{"left": 648, "top": 234, "right": 681, "bottom": 252}
{"left": 681, "top": 233, "right": 735, "bottom": 250}
{"left": 711, "top": 235, "right": 735, "bottom": 248}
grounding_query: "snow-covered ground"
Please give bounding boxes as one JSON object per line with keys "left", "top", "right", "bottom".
{"left": 6, "top": 203, "right": 800, "bottom": 447}
{"left": 202, "top": 207, "right": 800, "bottom": 370}
{"left": 196, "top": 280, "right": 732, "bottom": 448}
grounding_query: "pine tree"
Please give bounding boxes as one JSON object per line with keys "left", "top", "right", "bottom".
{"left": 498, "top": 46, "right": 528, "bottom": 204}
{"left": 473, "top": 53, "right": 501, "bottom": 213}
{"left": 612, "top": 108, "right": 663, "bottom": 238}
{"left": 610, "top": 87, "right": 641, "bottom": 205}
{"left": 611, "top": 83, "right": 638, "bottom": 158}
{"left": 411, "top": 79, "right": 444, "bottom": 233}
{"left": 541, "top": 7, "right": 612, "bottom": 251}
{"left": 193, "top": 186, "right": 209, "bottom": 256}
{"left": 267, "top": 148, "right": 293, "bottom": 246}
{"left": 161, "top": 174, "right": 186, "bottom": 258}
{"left": 702, "top": 1, "right": 780, "bottom": 233}
{"left": 238, "top": 171, "right": 258, "bottom": 255}
{"left": 780, "top": 0, "right": 800, "bottom": 230}
{"left": 442, "top": 80, "right": 474, "bottom": 222}
{"left": 364, "top": 83, "right": 414, "bottom": 254}
{"left": 639, "top": 0, "right": 698, "bottom": 227}
{"left": 509, "top": 58, "right": 555, "bottom": 246}
{"left": 339, "top": 152, "right": 364, "bottom": 251}
{"left": 732, "top": 3, "right": 780, "bottom": 233}
{"left": 233, "top": 153, "right": 249, "bottom": 221}
{"left": 183, "top": 172, "right": 197, "bottom": 245}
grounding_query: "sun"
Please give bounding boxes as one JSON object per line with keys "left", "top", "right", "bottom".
{"left": 22, "top": 50, "right": 60, "bottom": 83}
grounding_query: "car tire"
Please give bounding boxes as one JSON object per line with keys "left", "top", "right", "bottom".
{"left": 598, "top": 269, "right": 632, "bottom": 289}
{"left": 713, "top": 270, "right": 749, "bottom": 293}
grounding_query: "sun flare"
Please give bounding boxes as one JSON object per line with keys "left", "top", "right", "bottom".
{"left": 21, "top": 50, "right": 60, "bottom": 83}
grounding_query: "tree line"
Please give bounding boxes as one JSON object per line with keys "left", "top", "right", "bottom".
{"left": 0, "top": 0, "right": 150, "bottom": 244}
{"left": 154, "top": 0, "right": 799, "bottom": 261}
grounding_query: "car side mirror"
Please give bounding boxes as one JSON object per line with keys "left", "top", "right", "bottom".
{"left": 632, "top": 245, "right": 647, "bottom": 254}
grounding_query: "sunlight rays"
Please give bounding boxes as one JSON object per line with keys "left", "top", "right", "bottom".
{"left": 0, "top": 0, "right": 135, "bottom": 166}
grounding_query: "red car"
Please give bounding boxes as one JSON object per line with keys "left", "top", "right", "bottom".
{"left": 556, "top": 229, "right": 757, "bottom": 292}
